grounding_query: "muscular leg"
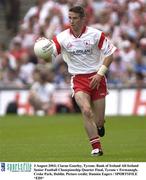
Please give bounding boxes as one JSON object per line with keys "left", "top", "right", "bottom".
{"left": 92, "top": 97, "right": 106, "bottom": 127}
{"left": 74, "top": 91, "right": 98, "bottom": 139}
{"left": 75, "top": 91, "right": 103, "bottom": 155}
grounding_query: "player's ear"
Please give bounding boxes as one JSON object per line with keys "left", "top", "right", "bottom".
{"left": 82, "top": 16, "right": 86, "bottom": 24}
{"left": 82, "top": 14, "right": 86, "bottom": 21}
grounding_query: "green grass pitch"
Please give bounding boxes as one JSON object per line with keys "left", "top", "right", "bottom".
{"left": 0, "top": 114, "right": 146, "bottom": 162}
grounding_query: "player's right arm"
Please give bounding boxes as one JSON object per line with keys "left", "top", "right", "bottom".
{"left": 52, "top": 36, "right": 61, "bottom": 56}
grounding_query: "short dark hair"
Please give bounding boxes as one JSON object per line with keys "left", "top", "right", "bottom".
{"left": 69, "top": 6, "right": 85, "bottom": 18}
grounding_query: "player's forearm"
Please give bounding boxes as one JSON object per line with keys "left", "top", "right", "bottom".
{"left": 97, "top": 54, "right": 113, "bottom": 76}
{"left": 103, "top": 54, "right": 113, "bottom": 68}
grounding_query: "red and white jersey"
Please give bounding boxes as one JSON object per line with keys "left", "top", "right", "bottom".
{"left": 52, "top": 26, "right": 117, "bottom": 75}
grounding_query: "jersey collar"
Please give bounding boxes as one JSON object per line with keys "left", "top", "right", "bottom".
{"left": 70, "top": 26, "right": 87, "bottom": 38}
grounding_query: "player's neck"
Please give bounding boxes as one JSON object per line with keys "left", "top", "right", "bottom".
{"left": 70, "top": 25, "right": 86, "bottom": 38}
{"left": 73, "top": 30, "right": 82, "bottom": 37}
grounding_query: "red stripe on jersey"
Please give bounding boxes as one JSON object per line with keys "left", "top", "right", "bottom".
{"left": 52, "top": 36, "right": 61, "bottom": 54}
{"left": 98, "top": 32, "right": 105, "bottom": 49}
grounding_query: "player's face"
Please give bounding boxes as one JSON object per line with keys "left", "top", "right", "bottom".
{"left": 68, "top": 12, "right": 84, "bottom": 31}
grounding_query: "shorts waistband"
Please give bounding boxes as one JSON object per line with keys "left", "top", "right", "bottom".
{"left": 73, "top": 72, "right": 97, "bottom": 77}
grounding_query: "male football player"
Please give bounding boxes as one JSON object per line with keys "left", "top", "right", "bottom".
{"left": 35, "top": 6, "right": 117, "bottom": 156}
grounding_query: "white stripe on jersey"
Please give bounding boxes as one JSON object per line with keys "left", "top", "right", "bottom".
{"left": 53, "top": 26, "right": 117, "bottom": 75}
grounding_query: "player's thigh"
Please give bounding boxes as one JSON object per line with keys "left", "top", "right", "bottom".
{"left": 74, "top": 91, "right": 91, "bottom": 110}
{"left": 92, "top": 98, "right": 105, "bottom": 122}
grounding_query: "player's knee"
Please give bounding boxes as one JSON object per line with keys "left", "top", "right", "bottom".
{"left": 82, "top": 107, "right": 93, "bottom": 119}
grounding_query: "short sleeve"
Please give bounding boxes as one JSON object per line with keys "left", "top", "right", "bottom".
{"left": 98, "top": 32, "right": 117, "bottom": 57}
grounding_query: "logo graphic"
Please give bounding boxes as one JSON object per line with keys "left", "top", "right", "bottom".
{"left": 1, "top": 162, "right": 32, "bottom": 172}
{"left": 84, "top": 40, "right": 90, "bottom": 47}
{"left": 67, "top": 42, "right": 73, "bottom": 48}
{"left": 7, "top": 163, "right": 32, "bottom": 172}
{"left": 69, "top": 49, "right": 92, "bottom": 55}
{"left": 1, "top": 163, "right": 5, "bottom": 172}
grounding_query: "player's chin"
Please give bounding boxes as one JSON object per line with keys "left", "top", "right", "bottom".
{"left": 71, "top": 24, "right": 75, "bottom": 28}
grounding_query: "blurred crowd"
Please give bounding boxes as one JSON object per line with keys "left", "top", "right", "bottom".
{"left": 0, "top": 0, "right": 146, "bottom": 90}
{"left": 0, "top": 0, "right": 20, "bottom": 34}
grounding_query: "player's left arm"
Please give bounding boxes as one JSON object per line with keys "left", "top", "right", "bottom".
{"left": 97, "top": 54, "right": 113, "bottom": 76}
{"left": 89, "top": 33, "right": 117, "bottom": 89}
{"left": 89, "top": 54, "right": 114, "bottom": 89}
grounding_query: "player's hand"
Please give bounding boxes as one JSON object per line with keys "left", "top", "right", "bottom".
{"left": 89, "top": 73, "right": 102, "bottom": 89}
{"left": 36, "top": 37, "right": 46, "bottom": 42}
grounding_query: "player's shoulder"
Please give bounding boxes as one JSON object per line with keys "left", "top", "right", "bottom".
{"left": 87, "top": 26, "right": 102, "bottom": 35}
{"left": 56, "top": 28, "right": 70, "bottom": 40}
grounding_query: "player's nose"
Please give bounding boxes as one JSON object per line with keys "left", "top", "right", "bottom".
{"left": 70, "top": 18, "right": 74, "bottom": 23}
